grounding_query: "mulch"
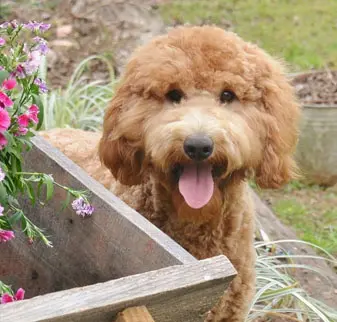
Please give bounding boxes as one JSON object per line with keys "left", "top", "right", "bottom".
{"left": 292, "top": 70, "right": 337, "bottom": 106}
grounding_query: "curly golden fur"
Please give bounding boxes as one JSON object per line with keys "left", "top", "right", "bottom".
{"left": 41, "top": 25, "right": 300, "bottom": 321}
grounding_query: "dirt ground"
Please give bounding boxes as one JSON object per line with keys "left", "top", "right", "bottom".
{"left": 3, "top": 0, "right": 166, "bottom": 87}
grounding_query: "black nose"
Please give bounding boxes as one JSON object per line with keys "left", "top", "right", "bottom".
{"left": 183, "top": 134, "right": 214, "bottom": 161}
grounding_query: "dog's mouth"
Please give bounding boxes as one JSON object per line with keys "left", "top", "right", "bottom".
{"left": 171, "top": 163, "right": 226, "bottom": 209}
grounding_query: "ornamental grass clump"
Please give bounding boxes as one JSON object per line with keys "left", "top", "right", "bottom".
{"left": 0, "top": 20, "right": 93, "bottom": 301}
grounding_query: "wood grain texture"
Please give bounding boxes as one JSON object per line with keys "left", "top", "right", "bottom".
{"left": 0, "top": 135, "right": 195, "bottom": 298}
{"left": 0, "top": 256, "right": 236, "bottom": 322}
{"left": 115, "top": 306, "right": 155, "bottom": 322}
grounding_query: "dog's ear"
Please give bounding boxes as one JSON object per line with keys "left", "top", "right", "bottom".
{"left": 99, "top": 87, "right": 144, "bottom": 186}
{"left": 255, "top": 69, "right": 300, "bottom": 189}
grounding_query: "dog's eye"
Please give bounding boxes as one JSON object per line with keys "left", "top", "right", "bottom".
{"left": 220, "top": 90, "right": 236, "bottom": 103}
{"left": 166, "top": 89, "right": 184, "bottom": 103}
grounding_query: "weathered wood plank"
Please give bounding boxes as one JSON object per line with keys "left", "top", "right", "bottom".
{"left": 115, "top": 306, "right": 155, "bottom": 322}
{"left": 0, "top": 135, "right": 195, "bottom": 298}
{"left": 0, "top": 255, "right": 236, "bottom": 322}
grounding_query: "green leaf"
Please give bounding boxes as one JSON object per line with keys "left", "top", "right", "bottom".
{"left": 30, "top": 84, "right": 40, "bottom": 95}
{"left": 43, "top": 174, "right": 54, "bottom": 201}
{"left": 0, "top": 183, "right": 8, "bottom": 205}
{"left": 60, "top": 191, "right": 71, "bottom": 213}
{"left": 32, "top": 94, "right": 44, "bottom": 131}
{"left": 7, "top": 195, "right": 20, "bottom": 208}
{"left": 0, "top": 281, "right": 14, "bottom": 296}
{"left": 25, "top": 182, "right": 36, "bottom": 205}
{"left": 21, "top": 214, "right": 28, "bottom": 232}
{"left": 5, "top": 175, "right": 16, "bottom": 194}
{"left": 8, "top": 209, "right": 22, "bottom": 225}
{"left": 0, "top": 70, "right": 10, "bottom": 85}
{"left": 36, "top": 179, "right": 43, "bottom": 199}
{"left": 6, "top": 146, "right": 23, "bottom": 162}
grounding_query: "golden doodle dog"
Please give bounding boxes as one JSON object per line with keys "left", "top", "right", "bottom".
{"left": 42, "top": 26, "right": 300, "bottom": 321}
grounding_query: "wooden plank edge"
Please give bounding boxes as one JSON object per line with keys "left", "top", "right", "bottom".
{"left": 31, "top": 134, "right": 196, "bottom": 265}
{"left": 0, "top": 255, "right": 236, "bottom": 322}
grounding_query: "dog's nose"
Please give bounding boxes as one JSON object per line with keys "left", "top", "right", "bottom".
{"left": 183, "top": 134, "right": 214, "bottom": 161}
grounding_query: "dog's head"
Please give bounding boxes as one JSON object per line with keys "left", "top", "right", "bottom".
{"left": 99, "top": 26, "right": 300, "bottom": 210}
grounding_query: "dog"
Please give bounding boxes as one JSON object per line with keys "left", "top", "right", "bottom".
{"left": 41, "top": 25, "right": 300, "bottom": 321}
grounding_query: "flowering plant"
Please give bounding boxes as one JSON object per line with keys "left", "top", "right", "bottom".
{"left": 0, "top": 21, "right": 94, "bottom": 301}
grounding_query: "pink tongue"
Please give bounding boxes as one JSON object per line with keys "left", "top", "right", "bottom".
{"left": 178, "top": 164, "right": 214, "bottom": 209}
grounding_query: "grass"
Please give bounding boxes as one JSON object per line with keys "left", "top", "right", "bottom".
{"left": 159, "top": 0, "right": 337, "bottom": 71}
{"left": 251, "top": 240, "right": 337, "bottom": 321}
{"left": 258, "top": 181, "right": 337, "bottom": 256}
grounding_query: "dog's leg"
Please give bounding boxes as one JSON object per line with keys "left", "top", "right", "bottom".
{"left": 205, "top": 200, "right": 256, "bottom": 322}
{"left": 205, "top": 264, "right": 255, "bottom": 322}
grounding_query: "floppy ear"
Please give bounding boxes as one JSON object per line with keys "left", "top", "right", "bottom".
{"left": 255, "top": 70, "right": 301, "bottom": 189}
{"left": 99, "top": 87, "right": 144, "bottom": 186}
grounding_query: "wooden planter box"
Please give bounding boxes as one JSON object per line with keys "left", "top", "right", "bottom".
{"left": 0, "top": 136, "right": 236, "bottom": 322}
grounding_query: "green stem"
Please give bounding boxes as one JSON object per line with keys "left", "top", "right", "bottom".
{"left": 13, "top": 172, "right": 86, "bottom": 199}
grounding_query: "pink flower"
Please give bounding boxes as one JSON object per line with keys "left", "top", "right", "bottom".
{"left": 28, "top": 104, "right": 39, "bottom": 123}
{"left": 17, "top": 105, "right": 39, "bottom": 130}
{"left": 0, "top": 133, "right": 7, "bottom": 149}
{"left": 2, "top": 79, "right": 16, "bottom": 90}
{"left": 13, "top": 65, "right": 25, "bottom": 79}
{"left": 0, "top": 37, "right": 5, "bottom": 46}
{"left": 0, "top": 109, "right": 10, "bottom": 133}
{"left": 0, "top": 229, "right": 15, "bottom": 243}
{"left": 17, "top": 114, "right": 30, "bottom": 127}
{"left": 28, "top": 104, "right": 39, "bottom": 114}
{"left": 0, "top": 288, "right": 25, "bottom": 304}
{"left": 15, "top": 126, "right": 28, "bottom": 136}
{"left": 0, "top": 91, "right": 13, "bottom": 108}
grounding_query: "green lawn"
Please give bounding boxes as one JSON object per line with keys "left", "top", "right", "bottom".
{"left": 259, "top": 181, "right": 337, "bottom": 255}
{"left": 159, "top": 0, "right": 337, "bottom": 71}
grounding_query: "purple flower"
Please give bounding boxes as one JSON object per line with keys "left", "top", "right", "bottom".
{"left": 34, "top": 78, "right": 48, "bottom": 93}
{"left": 10, "top": 20, "right": 18, "bottom": 29}
{"left": 23, "top": 43, "right": 29, "bottom": 54}
{"left": 23, "top": 50, "right": 41, "bottom": 75}
{"left": 33, "top": 36, "right": 49, "bottom": 54}
{"left": 71, "top": 197, "right": 94, "bottom": 217}
{"left": 0, "top": 22, "right": 9, "bottom": 29}
{"left": 0, "top": 38, "right": 5, "bottom": 46}
{"left": 0, "top": 166, "right": 5, "bottom": 182}
{"left": 0, "top": 205, "right": 4, "bottom": 216}
{"left": 24, "top": 21, "right": 50, "bottom": 32}
{"left": 0, "top": 21, "right": 19, "bottom": 29}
